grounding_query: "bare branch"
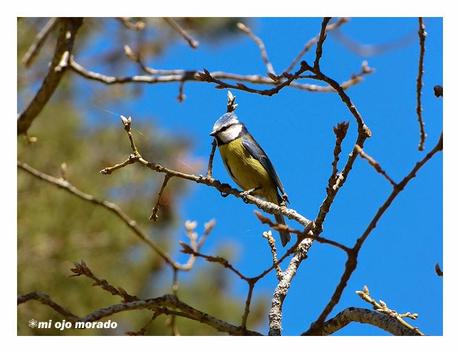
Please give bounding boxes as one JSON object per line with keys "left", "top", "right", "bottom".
{"left": 18, "top": 18, "right": 83, "bottom": 135}
{"left": 22, "top": 18, "right": 59, "bottom": 67}
{"left": 206, "top": 140, "right": 217, "bottom": 178}
{"left": 117, "top": 17, "right": 145, "bottom": 31}
{"left": 285, "top": 17, "right": 349, "bottom": 73}
{"left": 18, "top": 292, "right": 79, "bottom": 321}
{"left": 268, "top": 238, "right": 313, "bottom": 335}
{"left": 355, "top": 285, "right": 423, "bottom": 335}
{"left": 313, "top": 17, "right": 332, "bottom": 72}
{"left": 100, "top": 116, "right": 313, "bottom": 228}
{"left": 354, "top": 145, "right": 397, "bottom": 187}
{"left": 255, "top": 211, "right": 351, "bottom": 253}
{"left": 17, "top": 160, "right": 177, "bottom": 267}
{"left": 180, "top": 243, "right": 249, "bottom": 281}
{"left": 163, "top": 18, "right": 199, "bottom": 49}
{"left": 308, "top": 133, "right": 443, "bottom": 332}
{"left": 69, "top": 56, "right": 371, "bottom": 94}
{"left": 18, "top": 292, "right": 261, "bottom": 336}
{"left": 416, "top": 17, "right": 427, "bottom": 151}
{"left": 303, "top": 307, "right": 422, "bottom": 336}
{"left": 332, "top": 27, "right": 417, "bottom": 57}
{"left": 149, "top": 174, "right": 171, "bottom": 221}
{"left": 262, "top": 231, "right": 283, "bottom": 281}
{"left": 237, "top": 22, "right": 276, "bottom": 76}
{"left": 70, "top": 261, "right": 139, "bottom": 303}
{"left": 241, "top": 282, "right": 255, "bottom": 330}
{"left": 303, "top": 61, "right": 372, "bottom": 233}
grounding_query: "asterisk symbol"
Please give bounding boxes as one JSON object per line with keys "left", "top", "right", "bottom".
{"left": 28, "top": 319, "right": 38, "bottom": 328}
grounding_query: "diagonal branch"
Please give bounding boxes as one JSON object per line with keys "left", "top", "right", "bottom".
{"left": 237, "top": 22, "right": 276, "bottom": 76}
{"left": 18, "top": 292, "right": 79, "bottom": 321}
{"left": 354, "top": 145, "right": 397, "bottom": 187}
{"left": 18, "top": 18, "right": 82, "bottom": 135}
{"left": 163, "top": 18, "right": 199, "bottom": 49}
{"left": 307, "top": 133, "right": 443, "bottom": 333}
{"left": 22, "top": 17, "right": 59, "bottom": 67}
{"left": 17, "top": 160, "right": 177, "bottom": 267}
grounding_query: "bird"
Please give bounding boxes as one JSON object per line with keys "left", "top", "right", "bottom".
{"left": 210, "top": 111, "right": 291, "bottom": 246}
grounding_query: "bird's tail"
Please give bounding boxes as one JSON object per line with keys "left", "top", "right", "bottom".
{"left": 275, "top": 212, "right": 290, "bottom": 247}
{"left": 267, "top": 190, "right": 291, "bottom": 247}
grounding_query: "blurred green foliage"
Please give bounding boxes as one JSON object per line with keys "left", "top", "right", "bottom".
{"left": 17, "top": 17, "right": 266, "bottom": 336}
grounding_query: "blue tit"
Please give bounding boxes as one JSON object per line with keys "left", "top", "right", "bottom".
{"left": 210, "top": 112, "right": 291, "bottom": 246}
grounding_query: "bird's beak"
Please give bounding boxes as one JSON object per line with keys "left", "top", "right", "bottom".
{"left": 209, "top": 130, "right": 217, "bottom": 136}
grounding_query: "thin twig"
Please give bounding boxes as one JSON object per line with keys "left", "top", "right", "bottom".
{"left": 206, "top": 140, "right": 217, "bottom": 178}
{"left": 354, "top": 285, "right": 423, "bottom": 335}
{"left": 149, "top": 174, "right": 171, "bottom": 221}
{"left": 262, "top": 231, "right": 283, "bottom": 281}
{"left": 255, "top": 211, "right": 351, "bottom": 254}
{"left": 354, "top": 145, "right": 397, "bottom": 187}
{"left": 18, "top": 292, "right": 79, "bottom": 321}
{"left": 237, "top": 22, "right": 276, "bottom": 76}
{"left": 163, "top": 18, "right": 199, "bottom": 49}
{"left": 332, "top": 27, "right": 417, "bottom": 57}
{"left": 70, "top": 260, "right": 139, "bottom": 303}
{"left": 117, "top": 17, "right": 145, "bottom": 31}
{"left": 22, "top": 18, "right": 59, "bottom": 67}
{"left": 180, "top": 243, "right": 249, "bottom": 281}
{"left": 416, "top": 17, "right": 427, "bottom": 151}
{"left": 285, "top": 18, "right": 349, "bottom": 73}
{"left": 314, "top": 17, "right": 332, "bottom": 72}
{"left": 241, "top": 282, "right": 255, "bottom": 330}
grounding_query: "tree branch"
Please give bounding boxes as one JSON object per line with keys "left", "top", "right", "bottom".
{"left": 268, "top": 238, "right": 313, "bottom": 335}
{"left": 17, "top": 160, "right": 177, "bottom": 267}
{"left": 18, "top": 292, "right": 261, "bottom": 336}
{"left": 416, "top": 17, "right": 427, "bottom": 151}
{"left": 354, "top": 145, "right": 397, "bottom": 187}
{"left": 308, "top": 132, "right": 442, "bottom": 332}
{"left": 18, "top": 18, "right": 82, "bottom": 135}
{"left": 302, "top": 307, "right": 422, "bottom": 336}
{"left": 69, "top": 56, "right": 372, "bottom": 94}
{"left": 237, "top": 22, "right": 276, "bottom": 76}
{"left": 163, "top": 18, "right": 199, "bottom": 49}
{"left": 285, "top": 17, "right": 349, "bottom": 73}
{"left": 100, "top": 116, "right": 313, "bottom": 228}
{"left": 22, "top": 18, "right": 59, "bottom": 67}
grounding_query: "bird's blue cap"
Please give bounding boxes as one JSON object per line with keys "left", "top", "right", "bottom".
{"left": 210, "top": 112, "right": 240, "bottom": 136}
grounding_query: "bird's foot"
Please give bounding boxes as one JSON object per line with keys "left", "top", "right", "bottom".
{"left": 240, "top": 188, "right": 257, "bottom": 203}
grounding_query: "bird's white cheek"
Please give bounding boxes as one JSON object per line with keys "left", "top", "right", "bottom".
{"left": 218, "top": 125, "right": 243, "bottom": 143}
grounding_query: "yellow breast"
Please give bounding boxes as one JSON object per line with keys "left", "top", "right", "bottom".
{"left": 218, "top": 138, "right": 276, "bottom": 201}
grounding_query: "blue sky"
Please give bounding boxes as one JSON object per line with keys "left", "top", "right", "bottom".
{"left": 74, "top": 18, "right": 443, "bottom": 335}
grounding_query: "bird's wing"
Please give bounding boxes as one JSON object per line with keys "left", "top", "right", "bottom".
{"left": 241, "top": 130, "right": 287, "bottom": 200}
